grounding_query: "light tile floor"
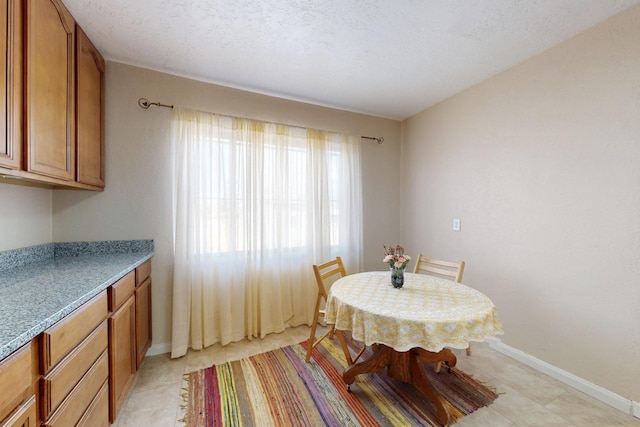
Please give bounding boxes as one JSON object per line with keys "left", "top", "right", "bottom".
{"left": 112, "top": 325, "right": 640, "bottom": 426}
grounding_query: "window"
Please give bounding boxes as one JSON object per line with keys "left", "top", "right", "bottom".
{"left": 171, "top": 108, "right": 364, "bottom": 356}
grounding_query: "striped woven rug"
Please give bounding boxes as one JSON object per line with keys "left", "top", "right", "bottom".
{"left": 182, "top": 337, "right": 498, "bottom": 426}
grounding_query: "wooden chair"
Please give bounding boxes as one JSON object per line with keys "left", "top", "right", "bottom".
{"left": 413, "top": 254, "right": 465, "bottom": 283}
{"left": 305, "top": 257, "right": 365, "bottom": 365}
{"left": 413, "top": 254, "right": 469, "bottom": 372}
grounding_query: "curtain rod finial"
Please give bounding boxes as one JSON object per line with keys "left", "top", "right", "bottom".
{"left": 138, "top": 97, "right": 174, "bottom": 109}
{"left": 362, "top": 135, "right": 384, "bottom": 144}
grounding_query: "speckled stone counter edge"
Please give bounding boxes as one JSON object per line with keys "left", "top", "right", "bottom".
{"left": 0, "top": 240, "right": 154, "bottom": 271}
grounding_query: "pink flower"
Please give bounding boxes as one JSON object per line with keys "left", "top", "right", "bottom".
{"left": 383, "top": 244, "right": 411, "bottom": 269}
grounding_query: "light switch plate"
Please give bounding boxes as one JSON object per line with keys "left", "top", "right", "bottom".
{"left": 452, "top": 218, "right": 461, "bottom": 231}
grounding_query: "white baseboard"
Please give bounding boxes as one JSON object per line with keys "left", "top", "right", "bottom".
{"left": 488, "top": 338, "right": 635, "bottom": 416}
{"left": 147, "top": 342, "right": 171, "bottom": 357}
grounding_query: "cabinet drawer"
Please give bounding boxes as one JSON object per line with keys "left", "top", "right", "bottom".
{"left": 108, "top": 271, "right": 135, "bottom": 311}
{"left": 0, "top": 395, "right": 36, "bottom": 427}
{"left": 43, "top": 350, "right": 108, "bottom": 427}
{"left": 77, "top": 380, "right": 109, "bottom": 427}
{"left": 41, "top": 291, "right": 108, "bottom": 373}
{"left": 41, "top": 321, "right": 107, "bottom": 420}
{"left": 136, "top": 259, "right": 151, "bottom": 286}
{"left": 0, "top": 343, "right": 32, "bottom": 423}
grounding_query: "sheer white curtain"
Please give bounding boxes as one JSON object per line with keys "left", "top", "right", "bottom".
{"left": 171, "top": 108, "right": 363, "bottom": 358}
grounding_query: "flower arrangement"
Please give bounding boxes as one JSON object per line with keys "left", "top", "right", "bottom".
{"left": 383, "top": 244, "right": 411, "bottom": 269}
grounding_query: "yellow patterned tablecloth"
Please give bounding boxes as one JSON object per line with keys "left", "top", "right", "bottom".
{"left": 324, "top": 271, "right": 504, "bottom": 352}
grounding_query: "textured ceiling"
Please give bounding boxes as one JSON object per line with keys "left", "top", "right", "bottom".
{"left": 63, "top": 0, "right": 640, "bottom": 120}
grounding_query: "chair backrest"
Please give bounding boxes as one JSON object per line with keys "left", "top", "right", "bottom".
{"left": 413, "top": 254, "right": 465, "bottom": 283}
{"left": 313, "top": 256, "right": 348, "bottom": 300}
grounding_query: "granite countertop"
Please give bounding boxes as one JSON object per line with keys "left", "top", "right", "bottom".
{"left": 0, "top": 240, "right": 154, "bottom": 361}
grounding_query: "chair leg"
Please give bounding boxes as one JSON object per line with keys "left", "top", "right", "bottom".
{"left": 466, "top": 344, "right": 471, "bottom": 356}
{"left": 352, "top": 343, "right": 367, "bottom": 365}
{"left": 334, "top": 329, "right": 354, "bottom": 366}
{"left": 305, "top": 294, "right": 323, "bottom": 363}
{"left": 305, "top": 321, "right": 319, "bottom": 363}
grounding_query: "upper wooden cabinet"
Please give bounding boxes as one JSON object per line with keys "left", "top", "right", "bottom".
{"left": 0, "top": 0, "right": 105, "bottom": 190}
{"left": 0, "top": 0, "right": 22, "bottom": 170}
{"left": 25, "top": 0, "right": 76, "bottom": 181}
{"left": 76, "top": 25, "right": 105, "bottom": 188}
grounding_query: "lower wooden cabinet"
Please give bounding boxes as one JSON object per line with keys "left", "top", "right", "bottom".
{"left": 108, "top": 293, "right": 136, "bottom": 422}
{"left": 106, "top": 260, "right": 153, "bottom": 422}
{"left": 0, "top": 395, "right": 36, "bottom": 427}
{"left": 77, "top": 381, "right": 109, "bottom": 427}
{"left": 40, "top": 322, "right": 107, "bottom": 420}
{"left": 135, "top": 276, "right": 152, "bottom": 369}
{"left": 1, "top": 258, "right": 152, "bottom": 426}
{"left": 0, "top": 343, "right": 34, "bottom": 427}
{"left": 42, "top": 351, "right": 108, "bottom": 427}
{"left": 40, "top": 291, "right": 108, "bottom": 373}
{"left": 39, "top": 291, "right": 109, "bottom": 427}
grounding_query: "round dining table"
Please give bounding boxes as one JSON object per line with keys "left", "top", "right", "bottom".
{"left": 324, "top": 271, "right": 503, "bottom": 425}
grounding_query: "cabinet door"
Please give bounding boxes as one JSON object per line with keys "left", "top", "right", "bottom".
{"left": 108, "top": 295, "right": 136, "bottom": 423}
{"left": 0, "top": 0, "right": 21, "bottom": 169}
{"left": 25, "top": 0, "right": 75, "bottom": 180}
{"left": 76, "top": 25, "right": 105, "bottom": 187}
{"left": 135, "top": 277, "right": 152, "bottom": 369}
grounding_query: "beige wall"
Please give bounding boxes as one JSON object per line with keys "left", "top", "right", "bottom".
{"left": 0, "top": 184, "right": 52, "bottom": 251}
{"left": 401, "top": 5, "right": 640, "bottom": 401}
{"left": 51, "top": 62, "right": 401, "bottom": 351}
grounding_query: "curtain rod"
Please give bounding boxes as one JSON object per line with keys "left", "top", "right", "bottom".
{"left": 137, "top": 97, "right": 384, "bottom": 144}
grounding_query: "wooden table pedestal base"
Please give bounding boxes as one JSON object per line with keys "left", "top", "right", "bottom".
{"left": 343, "top": 344, "right": 457, "bottom": 426}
